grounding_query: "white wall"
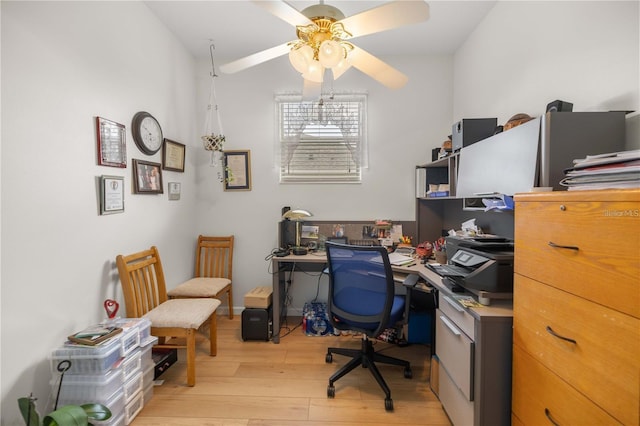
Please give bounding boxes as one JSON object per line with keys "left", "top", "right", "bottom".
{"left": 453, "top": 0, "right": 639, "bottom": 148}
{"left": 1, "top": 2, "right": 200, "bottom": 423}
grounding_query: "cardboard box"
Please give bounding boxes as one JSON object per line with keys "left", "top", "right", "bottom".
{"left": 244, "top": 286, "right": 273, "bottom": 309}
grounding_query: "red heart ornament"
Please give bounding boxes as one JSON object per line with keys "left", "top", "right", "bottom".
{"left": 104, "top": 299, "right": 119, "bottom": 319}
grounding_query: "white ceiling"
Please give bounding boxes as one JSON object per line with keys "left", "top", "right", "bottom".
{"left": 145, "top": 1, "right": 497, "bottom": 67}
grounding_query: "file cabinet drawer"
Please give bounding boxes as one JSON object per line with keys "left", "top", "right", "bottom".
{"left": 438, "top": 292, "right": 475, "bottom": 340}
{"left": 512, "top": 345, "right": 620, "bottom": 425}
{"left": 438, "top": 362, "right": 473, "bottom": 426}
{"left": 514, "top": 275, "right": 639, "bottom": 425}
{"left": 435, "top": 309, "right": 474, "bottom": 401}
{"left": 515, "top": 195, "right": 639, "bottom": 318}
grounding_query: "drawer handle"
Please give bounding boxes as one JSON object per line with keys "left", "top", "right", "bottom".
{"left": 440, "top": 315, "right": 461, "bottom": 336}
{"left": 546, "top": 326, "right": 577, "bottom": 345}
{"left": 548, "top": 241, "right": 579, "bottom": 251}
{"left": 443, "top": 295, "right": 464, "bottom": 312}
{"left": 544, "top": 408, "right": 561, "bottom": 426}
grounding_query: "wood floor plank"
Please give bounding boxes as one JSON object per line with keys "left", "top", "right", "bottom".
{"left": 132, "top": 316, "right": 450, "bottom": 425}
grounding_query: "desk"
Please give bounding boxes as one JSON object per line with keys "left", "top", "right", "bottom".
{"left": 270, "top": 253, "right": 435, "bottom": 344}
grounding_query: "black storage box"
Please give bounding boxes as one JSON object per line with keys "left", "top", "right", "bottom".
{"left": 242, "top": 306, "right": 273, "bottom": 341}
{"left": 152, "top": 348, "right": 177, "bottom": 379}
{"left": 452, "top": 118, "right": 497, "bottom": 151}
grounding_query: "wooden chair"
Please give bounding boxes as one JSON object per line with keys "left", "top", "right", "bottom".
{"left": 167, "top": 235, "right": 235, "bottom": 319}
{"left": 116, "top": 246, "right": 220, "bottom": 386}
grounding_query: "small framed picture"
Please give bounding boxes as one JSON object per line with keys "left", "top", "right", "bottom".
{"left": 96, "top": 116, "right": 127, "bottom": 168}
{"left": 99, "top": 175, "right": 125, "bottom": 215}
{"left": 162, "top": 139, "right": 185, "bottom": 172}
{"left": 132, "top": 159, "right": 163, "bottom": 194}
{"left": 224, "top": 150, "right": 252, "bottom": 191}
{"left": 168, "top": 182, "right": 181, "bottom": 200}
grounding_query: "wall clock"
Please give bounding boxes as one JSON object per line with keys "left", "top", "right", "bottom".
{"left": 132, "top": 111, "right": 163, "bottom": 155}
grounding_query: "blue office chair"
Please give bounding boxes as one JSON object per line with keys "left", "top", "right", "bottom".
{"left": 325, "top": 242, "right": 412, "bottom": 411}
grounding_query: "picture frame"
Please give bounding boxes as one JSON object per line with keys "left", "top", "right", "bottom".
{"left": 96, "top": 116, "right": 127, "bottom": 168}
{"left": 132, "top": 159, "right": 163, "bottom": 194}
{"left": 168, "top": 182, "right": 181, "bottom": 200}
{"left": 224, "top": 150, "right": 252, "bottom": 191}
{"left": 99, "top": 175, "right": 125, "bottom": 215}
{"left": 162, "top": 139, "right": 186, "bottom": 172}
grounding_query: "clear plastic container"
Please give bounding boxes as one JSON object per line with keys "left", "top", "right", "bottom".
{"left": 124, "top": 390, "right": 144, "bottom": 425}
{"left": 139, "top": 341, "right": 154, "bottom": 370}
{"left": 118, "top": 327, "right": 140, "bottom": 358}
{"left": 143, "top": 382, "right": 154, "bottom": 405}
{"left": 51, "top": 337, "right": 121, "bottom": 375}
{"left": 52, "top": 368, "right": 122, "bottom": 402}
{"left": 142, "top": 363, "right": 154, "bottom": 390}
{"left": 114, "top": 318, "right": 151, "bottom": 344}
{"left": 123, "top": 371, "right": 143, "bottom": 402}
{"left": 57, "top": 385, "right": 125, "bottom": 419}
{"left": 115, "top": 349, "right": 141, "bottom": 383}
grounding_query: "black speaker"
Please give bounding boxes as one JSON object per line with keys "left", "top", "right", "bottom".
{"left": 279, "top": 220, "right": 296, "bottom": 249}
{"left": 242, "top": 306, "right": 273, "bottom": 341}
{"left": 546, "top": 99, "right": 573, "bottom": 113}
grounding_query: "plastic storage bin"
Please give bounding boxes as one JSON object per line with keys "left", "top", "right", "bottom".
{"left": 114, "top": 318, "right": 151, "bottom": 343}
{"left": 124, "top": 390, "right": 144, "bottom": 425}
{"left": 116, "top": 350, "right": 141, "bottom": 382}
{"left": 143, "top": 382, "right": 154, "bottom": 405}
{"left": 52, "top": 368, "right": 122, "bottom": 402}
{"left": 123, "top": 371, "right": 143, "bottom": 402}
{"left": 51, "top": 337, "right": 121, "bottom": 375}
{"left": 57, "top": 385, "right": 125, "bottom": 417}
{"left": 118, "top": 327, "right": 140, "bottom": 358}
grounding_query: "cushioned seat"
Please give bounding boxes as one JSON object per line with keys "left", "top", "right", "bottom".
{"left": 167, "top": 235, "right": 234, "bottom": 319}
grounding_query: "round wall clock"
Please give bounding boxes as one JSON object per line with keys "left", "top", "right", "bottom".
{"left": 132, "top": 111, "right": 163, "bottom": 155}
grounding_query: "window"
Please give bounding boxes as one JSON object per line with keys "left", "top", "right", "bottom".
{"left": 275, "top": 93, "right": 367, "bottom": 183}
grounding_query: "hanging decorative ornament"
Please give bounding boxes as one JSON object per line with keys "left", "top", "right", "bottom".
{"left": 202, "top": 43, "right": 226, "bottom": 181}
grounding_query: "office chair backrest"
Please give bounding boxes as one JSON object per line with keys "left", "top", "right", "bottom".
{"left": 195, "top": 235, "right": 234, "bottom": 279}
{"left": 325, "top": 242, "right": 396, "bottom": 337}
{"left": 116, "top": 246, "right": 168, "bottom": 318}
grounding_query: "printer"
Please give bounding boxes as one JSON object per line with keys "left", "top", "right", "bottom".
{"left": 443, "top": 235, "right": 514, "bottom": 293}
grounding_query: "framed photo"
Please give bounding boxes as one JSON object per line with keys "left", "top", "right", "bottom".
{"left": 132, "top": 159, "right": 163, "bottom": 194}
{"left": 96, "top": 116, "right": 127, "bottom": 168}
{"left": 224, "top": 150, "right": 252, "bottom": 191}
{"left": 168, "top": 182, "right": 181, "bottom": 200}
{"left": 99, "top": 175, "right": 124, "bottom": 215}
{"left": 162, "top": 139, "right": 185, "bottom": 172}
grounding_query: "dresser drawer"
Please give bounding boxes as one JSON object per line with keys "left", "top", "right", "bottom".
{"left": 513, "top": 275, "right": 639, "bottom": 425}
{"left": 514, "top": 195, "right": 639, "bottom": 318}
{"left": 439, "top": 362, "right": 473, "bottom": 426}
{"left": 512, "top": 345, "right": 621, "bottom": 425}
{"left": 438, "top": 292, "right": 475, "bottom": 340}
{"left": 435, "top": 309, "right": 474, "bottom": 401}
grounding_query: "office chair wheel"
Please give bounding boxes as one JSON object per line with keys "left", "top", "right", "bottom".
{"left": 404, "top": 366, "right": 413, "bottom": 379}
{"left": 385, "top": 398, "right": 394, "bottom": 411}
{"left": 327, "top": 385, "right": 335, "bottom": 398}
{"left": 325, "top": 353, "right": 333, "bottom": 363}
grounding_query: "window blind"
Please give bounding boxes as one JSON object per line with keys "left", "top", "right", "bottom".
{"left": 275, "top": 93, "right": 367, "bottom": 183}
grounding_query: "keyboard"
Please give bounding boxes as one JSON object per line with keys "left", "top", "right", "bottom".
{"left": 427, "top": 263, "right": 471, "bottom": 277}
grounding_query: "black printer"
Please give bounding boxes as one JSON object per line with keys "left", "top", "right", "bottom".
{"left": 440, "top": 235, "right": 514, "bottom": 293}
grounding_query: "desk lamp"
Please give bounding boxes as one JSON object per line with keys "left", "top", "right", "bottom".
{"left": 282, "top": 209, "right": 313, "bottom": 255}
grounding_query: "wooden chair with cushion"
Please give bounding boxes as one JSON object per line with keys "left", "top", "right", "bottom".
{"left": 116, "top": 246, "right": 220, "bottom": 386}
{"left": 167, "top": 235, "right": 235, "bottom": 319}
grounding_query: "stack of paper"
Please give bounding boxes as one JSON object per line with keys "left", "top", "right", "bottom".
{"left": 560, "top": 149, "right": 640, "bottom": 190}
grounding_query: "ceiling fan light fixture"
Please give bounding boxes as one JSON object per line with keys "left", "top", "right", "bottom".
{"left": 332, "top": 56, "right": 351, "bottom": 80}
{"left": 318, "top": 40, "right": 343, "bottom": 68}
{"left": 303, "top": 61, "right": 324, "bottom": 83}
{"left": 289, "top": 44, "right": 314, "bottom": 74}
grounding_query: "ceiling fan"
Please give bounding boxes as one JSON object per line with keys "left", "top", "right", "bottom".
{"left": 219, "top": 1, "right": 430, "bottom": 90}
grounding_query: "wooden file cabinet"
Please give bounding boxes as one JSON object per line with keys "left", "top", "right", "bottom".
{"left": 512, "top": 189, "right": 639, "bottom": 426}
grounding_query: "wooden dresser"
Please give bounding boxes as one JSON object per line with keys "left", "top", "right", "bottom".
{"left": 512, "top": 189, "right": 639, "bottom": 425}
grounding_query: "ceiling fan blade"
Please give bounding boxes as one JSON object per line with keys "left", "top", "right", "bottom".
{"left": 339, "top": 1, "right": 430, "bottom": 39}
{"left": 349, "top": 46, "right": 408, "bottom": 89}
{"left": 219, "top": 42, "right": 291, "bottom": 74}
{"left": 251, "top": 0, "right": 314, "bottom": 27}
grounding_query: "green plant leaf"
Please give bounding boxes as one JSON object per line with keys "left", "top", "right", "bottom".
{"left": 17, "top": 397, "right": 40, "bottom": 426}
{"left": 43, "top": 405, "right": 88, "bottom": 426}
{"left": 80, "top": 403, "right": 111, "bottom": 421}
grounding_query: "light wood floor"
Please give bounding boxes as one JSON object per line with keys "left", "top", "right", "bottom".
{"left": 132, "top": 315, "right": 451, "bottom": 425}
